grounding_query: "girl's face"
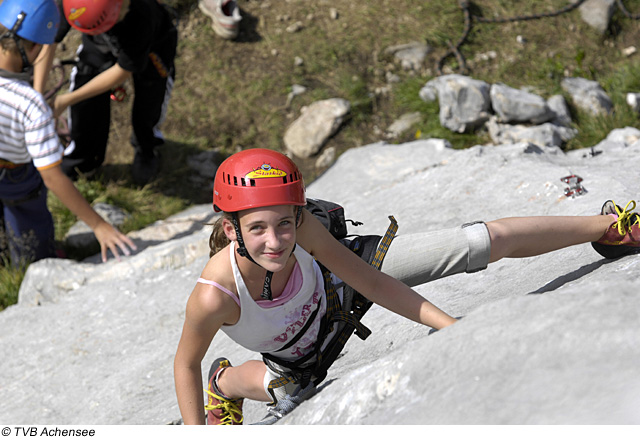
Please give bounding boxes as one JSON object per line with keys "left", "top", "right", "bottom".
{"left": 234, "top": 205, "right": 297, "bottom": 272}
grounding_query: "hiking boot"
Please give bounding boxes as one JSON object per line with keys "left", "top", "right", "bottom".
{"left": 198, "top": 0, "right": 241, "bottom": 40}
{"left": 205, "top": 357, "right": 244, "bottom": 425}
{"left": 592, "top": 200, "right": 640, "bottom": 259}
{"left": 131, "top": 149, "right": 160, "bottom": 186}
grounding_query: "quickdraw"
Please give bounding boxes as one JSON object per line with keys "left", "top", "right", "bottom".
{"left": 110, "top": 87, "right": 127, "bottom": 102}
{"left": 561, "top": 174, "right": 587, "bottom": 198}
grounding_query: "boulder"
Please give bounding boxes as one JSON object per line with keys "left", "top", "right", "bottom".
{"left": 490, "top": 83, "right": 553, "bottom": 124}
{"left": 2, "top": 134, "right": 640, "bottom": 424}
{"left": 421, "top": 74, "right": 492, "bottom": 133}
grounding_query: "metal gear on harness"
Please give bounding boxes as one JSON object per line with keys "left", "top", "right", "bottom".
{"left": 110, "top": 86, "right": 127, "bottom": 102}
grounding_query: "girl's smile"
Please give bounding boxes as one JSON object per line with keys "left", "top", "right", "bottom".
{"left": 235, "top": 204, "right": 297, "bottom": 271}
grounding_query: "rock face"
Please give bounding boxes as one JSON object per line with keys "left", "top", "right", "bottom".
{"left": 1, "top": 132, "right": 640, "bottom": 425}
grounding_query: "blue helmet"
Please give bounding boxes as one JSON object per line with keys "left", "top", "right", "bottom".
{"left": 0, "top": 0, "right": 60, "bottom": 45}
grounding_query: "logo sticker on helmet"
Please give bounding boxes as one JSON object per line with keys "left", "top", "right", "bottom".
{"left": 246, "top": 163, "right": 287, "bottom": 179}
{"left": 68, "top": 7, "right": 86, "bottom": 21}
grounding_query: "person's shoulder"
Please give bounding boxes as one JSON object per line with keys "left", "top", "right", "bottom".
{"left": 192, "top": 244, "right": 238, "bottom": 312}
{"left": 296, "top": 209, "right": 334, "bottom": 255}
{"left": 201, "top": 243, "right": 233, "bottom": 279}
{"left": 0, "top": 78, "right": 50, "bottom": 113}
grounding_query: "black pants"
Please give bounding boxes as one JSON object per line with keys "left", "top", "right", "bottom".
{"left": 62, "top": 32, "right": 177, "bottom": 178}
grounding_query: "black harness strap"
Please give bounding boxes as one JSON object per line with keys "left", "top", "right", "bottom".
{"left": 262, "top": 216, "right": 398, "bottom": 403}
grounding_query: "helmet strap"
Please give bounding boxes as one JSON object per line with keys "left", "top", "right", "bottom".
{"left": 231, "top": 213, "right": 275, "bottom": 300}
{"left": 231, "top": 208, "right": 303, "bottom": 301}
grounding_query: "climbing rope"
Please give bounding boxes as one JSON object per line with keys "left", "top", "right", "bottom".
{"left": 437, "top": 0, "right": 640, "bottom": 75}
{"left": 616, "top": 0, "right": 640, "bottom": 19}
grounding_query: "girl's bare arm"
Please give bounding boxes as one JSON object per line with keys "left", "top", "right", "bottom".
{"left": 174, "top": 281, "right": 238, "bottom": 424}
{"left": 297, "top": 211, "right": 457, "bottom": 330}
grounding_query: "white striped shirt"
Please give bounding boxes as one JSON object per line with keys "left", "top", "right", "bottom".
{"left": 0, "top": 76, "right": 63, "bottom": 169}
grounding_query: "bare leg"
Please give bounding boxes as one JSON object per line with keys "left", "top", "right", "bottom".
{"left": 217, "top": 360, "right": 271, "bottom": 402}
{"left": 487, "top": 215, "right": 613, "bottom": 262}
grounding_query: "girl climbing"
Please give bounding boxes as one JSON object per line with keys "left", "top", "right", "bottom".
{"left": 173, "top": 148, "right": 639, "bottom": 425}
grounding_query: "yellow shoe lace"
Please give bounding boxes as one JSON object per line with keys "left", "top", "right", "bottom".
{"left": 612, "top": 200, "right": 640, "bottom": 236}
{"left": 204, "top": 388, "right": 244, "bottom": 425}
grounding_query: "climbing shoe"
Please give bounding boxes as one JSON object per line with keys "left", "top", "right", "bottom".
{"left": 204, "top": 357, "right": 244, "bottom": 425}
{"left": 592, "top": 200, "right": 640, "bottom": 259}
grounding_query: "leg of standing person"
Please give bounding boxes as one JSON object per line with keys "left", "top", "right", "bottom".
{"left": 0, "top": 198, "right": 7, "bottom": 264}
{"left": 0, "top": 164, "right": 55, "bottom": 266}
{"left": 61, "top": 61, "right": 111, "bottom": 179}
{"left": 129, "top": 72, "right": 173, "bottom": 185}
{"left": 130, "top": 32, "right": 176, "bottom": 185}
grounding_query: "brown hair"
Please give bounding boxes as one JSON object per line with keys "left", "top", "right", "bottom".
{"left": 208, "top": 213, "right": 233, "bottom": 258}
{"left": 0, "top": 24, "right": 36, "bottom": 54}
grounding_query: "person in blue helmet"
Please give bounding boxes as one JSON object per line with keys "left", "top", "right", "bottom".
{"left": 0, "top": 0, "right": 136, "bottom": 266}
{"left": 33, "top": 0, "right": 177, "bottom": 186}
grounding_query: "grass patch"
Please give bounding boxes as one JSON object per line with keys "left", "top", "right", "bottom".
{"left": 0, "top": 258, "right": 26, "bottom": 311}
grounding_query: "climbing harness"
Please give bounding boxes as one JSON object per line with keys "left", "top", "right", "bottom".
{"left": 253, "top": 202, "right": 399, "bottom": 424}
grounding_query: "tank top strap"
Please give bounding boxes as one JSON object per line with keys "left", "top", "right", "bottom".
{"left": 196, "top": 277, "right": 241, "bottom": 308}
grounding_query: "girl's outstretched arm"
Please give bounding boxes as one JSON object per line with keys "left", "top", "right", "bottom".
{"left": 297, "top": 211, "right": 457, "bottom": 330}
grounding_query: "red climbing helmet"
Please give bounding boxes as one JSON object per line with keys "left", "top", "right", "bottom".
{"left": 62, "top": 0, "right": 123, "bottom": 35}
{"left": 213, "top": 148, "right": 305, "bottom": 212}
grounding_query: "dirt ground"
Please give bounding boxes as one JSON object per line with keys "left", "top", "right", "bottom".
{"left": 47, "top": 0, "right": 640, "bottom": 204}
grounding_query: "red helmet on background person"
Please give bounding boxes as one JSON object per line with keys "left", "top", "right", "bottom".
{"left": 213, "top": 148, "right": 306, "bottom": 213}
{"left": 62, "top": 0, "right": 123, "bottom": 35}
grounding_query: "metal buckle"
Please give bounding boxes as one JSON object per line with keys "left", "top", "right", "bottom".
{"left": 110, "top": 87, "right": 127, "bottom": 102}
{"left": 561, "top": 174, "right": 587, "bottom": 198}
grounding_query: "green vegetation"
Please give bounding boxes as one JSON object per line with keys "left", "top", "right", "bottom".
{"left": 3, "top": 0, "right": 640, "bottom": 309}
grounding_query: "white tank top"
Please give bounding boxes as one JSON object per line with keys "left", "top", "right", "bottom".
{"left": 220, "top": 244, "right": 328, "bottom": 360}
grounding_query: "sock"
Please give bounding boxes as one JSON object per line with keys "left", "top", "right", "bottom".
{"left": 213, "top": 368, "right": 234, "bottom": 400}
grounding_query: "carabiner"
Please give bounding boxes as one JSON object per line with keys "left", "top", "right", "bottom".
{"left": 110, "top": 86, "right": 127, "bottom": 102}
